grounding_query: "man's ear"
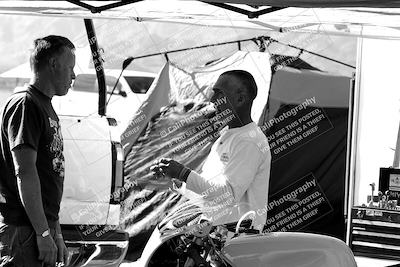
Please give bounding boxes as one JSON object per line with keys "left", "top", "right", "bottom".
{"left": 237, "top": 92, "right": 247, "bottom": 105}
{"left": 48, "top": 56, "right": 57, "bottom": 71}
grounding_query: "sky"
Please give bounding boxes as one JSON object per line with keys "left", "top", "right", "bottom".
{"left": 0, "top": 14, "right": 356, "bottom": 76}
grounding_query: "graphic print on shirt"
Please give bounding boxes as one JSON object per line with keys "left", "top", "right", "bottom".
{"left": 49, "top": 118, "right": 65, "bottom": 177}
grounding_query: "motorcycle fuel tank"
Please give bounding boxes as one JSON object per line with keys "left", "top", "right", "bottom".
{"left": 222, "top": 232, "right": 357, "bottom": 267}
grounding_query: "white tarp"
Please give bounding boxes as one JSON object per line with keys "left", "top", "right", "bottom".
{"left": 120, "top": 51, "right": 271, "bottom": 239}
{"left": 121, "top": 50, "right": 271, "bottom": 156}
{"left": 1, "top": 1, "right": 400, "bottom": 39}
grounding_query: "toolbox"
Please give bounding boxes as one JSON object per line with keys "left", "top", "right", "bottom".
{"left": 350, "top": 206, "right": 400, "bottom": 261}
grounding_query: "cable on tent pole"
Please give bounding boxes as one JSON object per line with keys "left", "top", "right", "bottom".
{"left": 124, "top": 35, "right": 356, "bottom": 69}
{"left": 237, "top": 41, "right": 241, "bottom": 51}
{"left": 296, "top": 49, "right": 304, "bottom": 58}
{"left": 268, "top": 38, "right": 277, "bottom": 48}
{"left": 266, "top": 37, "right": 275, "bottom": 48}
{"left": 263, "top": 36, "right": 274, "bottom": 55}
{"left": 281, "top": 40, "right": 356, "bottom": 69}
{"left": 258, "top": 37, "right": 266, "bottom": 52}
{"left": 164, "top": 53, "right": 170, "bottom": 62}
{"left": 129, "top": 37, "right": 258, "bottom": 61}
{"left": 256, "top": 36, "right": 272, "bottom": 53}
{"left": 251, "top": 38, "right": 259, "bottom": 48}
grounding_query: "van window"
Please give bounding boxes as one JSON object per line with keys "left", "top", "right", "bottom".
{"left": 124, "top": 76, "right": 154, "bottom": 94}
{"left": 73, "top": 74, "right": 122, "bottom": 94}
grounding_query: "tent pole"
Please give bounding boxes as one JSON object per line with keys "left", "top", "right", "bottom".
{"left": 200, "top": 2, "right": 285, "bottom": 18}
{"left": 392, "top": 123, "right": 400, "bottom": 168}
{"left": 94, "top": 0, "right": 143, "bottom": 13}
{"left": 344, "top": 72, "right": 356, "bottom": 240}
{"left": 84, "top": 18, "right": 107, "bottom": 116}
{"left": 200, "top": 2, "right": 252, "bottom": 17}
{"left": 66, "top": 0, "right": 143, "bottom": 13}
{"left": 252, "top": 7, "right": 286, "bottom": 18}
{"left": 124, "top": 35, "right": 356, "bottom": 69}
{"left": 346, "top": 37, "right": 363, "bottom": 246}
{"left": 66, "top": 0, "right": 95, "bottom": 12}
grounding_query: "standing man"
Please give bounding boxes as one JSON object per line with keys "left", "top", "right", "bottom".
{"left": 0, "top": 35, "right": 75, "bottom": 266}
{"left": 151, "top": 70, "right": 271, "bottom": 230}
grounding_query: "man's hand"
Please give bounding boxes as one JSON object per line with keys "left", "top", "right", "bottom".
{"left": 150, "top": 158, "right": 185, "bottom": 179}
{"left": 36, "top": 235, "right": 57, "bottom": 266}
{"left": 56, "top": 236, "right": 69, "bottom": 265}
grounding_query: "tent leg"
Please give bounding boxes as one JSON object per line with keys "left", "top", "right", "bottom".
{"left": 345, "top": 37, "right": 363, "bottom": 246}
{"left": 66, "top": 0, "right": 143, "bottom": 13}
{"left": 392, "top": 122, "right": 400, "bottom": 168}
{"left": 84, "top": 18, "right": 106, "bottom": 116}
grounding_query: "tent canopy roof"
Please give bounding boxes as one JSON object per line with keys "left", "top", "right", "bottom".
{"left": 16, "top": 0, "right": 400, "bottom": 8}
{"left": 203, "top": 0, "right": 400, "bottom": 8}
{"left": 1, "top": 1, "right": 400, "bottom": 39}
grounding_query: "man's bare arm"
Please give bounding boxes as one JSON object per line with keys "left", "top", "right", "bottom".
{"left": 55, "top": 220, "right": 62, "bottom": 236}
{"left": 12, "top": 146, "right": 49, "bottom": 234}
{"left": 150, "top": 158, "right": 234, "bottom": 201}
{"left": 55, "top": 220, "right": 69, "bottom": 264}
{"left": 11, "top": 145, "right": 57, "bottom": 265}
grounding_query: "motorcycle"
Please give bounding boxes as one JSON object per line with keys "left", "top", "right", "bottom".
{"left": 136, "top": 199, "right": 357, "bottom": 267}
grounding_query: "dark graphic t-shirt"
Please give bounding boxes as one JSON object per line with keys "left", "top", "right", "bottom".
{"left": 0, "top": 85, "right": 64, "bottom": 227}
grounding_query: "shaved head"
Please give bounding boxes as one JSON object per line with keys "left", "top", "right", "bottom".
{"left": 220, "top": 70, "right": 258, "bottom": 100}
{"left": 210, "top": 70, "right": 257, "bottom": 128}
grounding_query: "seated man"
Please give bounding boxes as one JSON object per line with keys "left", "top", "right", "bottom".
{"left": 151, "top": 70, "right": 271, "bottom": 230}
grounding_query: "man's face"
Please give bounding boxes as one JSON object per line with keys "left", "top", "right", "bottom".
{"left": 211, "top": 74, "right": 238, "bottom": 114}
{"left": 53, "top": 48, "right": 76, "bottom": 96}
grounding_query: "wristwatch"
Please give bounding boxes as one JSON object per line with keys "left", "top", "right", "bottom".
{"left": 37, "top": 229, "right": 50, "bottom": 238}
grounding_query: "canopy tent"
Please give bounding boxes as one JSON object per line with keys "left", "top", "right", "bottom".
{"left": 1, "top": 1, "right": 400, "bottom": 39}
{"left": 117, "top": 50, "right": 352, "bottom": 259}
{"left": 1, "top": 1, "right": 398, "bottom": 263}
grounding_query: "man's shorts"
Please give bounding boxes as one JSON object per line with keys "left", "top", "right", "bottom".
{"left": 0, "top": 224, "right": 44, "bottom": 267}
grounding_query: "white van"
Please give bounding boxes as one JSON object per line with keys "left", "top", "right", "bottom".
{"left": 53, "top": 69, "right": 155, "bottom": 133}
{"left": 59, "top": 114, "right": 128, "bottom": 266}
{"left": 51, "top": 70, "right": 155, "bottom": 265}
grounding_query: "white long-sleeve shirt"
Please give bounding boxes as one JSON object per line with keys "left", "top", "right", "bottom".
{"left": 185, "top": 122, "right": 271, "bottom": 229}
